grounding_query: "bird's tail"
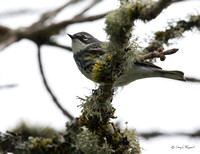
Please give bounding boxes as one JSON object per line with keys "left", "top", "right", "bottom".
{"left": 156, "top": 70, "right": 186, "bottom": 81}
{"left": 115, "top": 62, "right": 186, "bottom": 86}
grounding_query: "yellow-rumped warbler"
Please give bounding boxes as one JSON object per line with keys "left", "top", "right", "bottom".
{"left": 68, "top": 32, "right": 185, "bottom": 86}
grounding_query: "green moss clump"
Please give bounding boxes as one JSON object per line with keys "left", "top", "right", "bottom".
{"left": 75, "top": 127, "right": 114, "bottom": 153}
{"left": 11, "top": 121, "right": 57, "bottom": 140}
{"left": 123, "top": 129, "right": 141, "bottom": 154}
{"left": 105, "top": 2, "right": 135, "bottom": 46}
{"left": 29, "top": 137, "right": 53, "bottom": 150}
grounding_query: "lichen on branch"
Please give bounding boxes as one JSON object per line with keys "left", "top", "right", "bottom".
{"left": 78, "top": 1, "right": 190, "bottom": 152}
{"left": 78, "top": 1, "right": 146, "bottom": 153}
{"left": 146, "top": 14, "right": 200, "bottom": 52}
{"left": 105, "top": 1, "right": 134, "bottom": 47}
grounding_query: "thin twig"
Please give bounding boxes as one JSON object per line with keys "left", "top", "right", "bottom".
{"left": 0, "top": 6, "right": 108, "bottom": 51}
{"left": 0, "top": 9, "right": 38, "bottom": 18}
{"left": 142, "top": 48, "right": 179, "bottom": 61}
{"left": 46, "top": 41, "right": 72, "bottom": 51}
{"left": 173, "top": 0, "right": 188, "bottom": 3}
{"left": 50, "top": 0, "right": 81, "bottom": 16}
{"left": 45, "top": 12, "right": 108, "bottom": 32}
{"left": 73, "top": 0, "right": 102, "bottom": 18}
{"left": 139, "top": 130, "right": 200, "bottom": 139}
{"left": 185, "top": 77, "right": 200, "bottom": 83}
{"left": 0, "top": 84, "right": 17, "bottom": 90}
{"left": 37, "top": 44, "right": 74, "bottom": 120}
{"left": 33, "top": 0, "right": 81, "bottom": 25}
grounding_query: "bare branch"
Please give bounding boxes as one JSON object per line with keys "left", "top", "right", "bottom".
{"left": 0, "top": 9, "right": 38, "bottom": 18}
{"left": 28, "top": 12, "right": 108, "bottom": 44}
{"left": 22, "top": 12, "right": 108, "bottom": 44}
{"left": 73, "top": 0, "right": 102, "bottom": 18}
{"left": 0, "top": 25, "right": 20, "bottom": 51}
{"left": 37, "top": 44, "right": 74, "bottom": 120}
{"left": 0, "top": 11, "right": 108, "bottom": 51}
{"left": 140, "top": 129, "right": 200, "bottom": 139}
{"left": 141, "top": 48, "right": 179, "bottom": 61}
{"left": 185, "top": 77, "right": 200, "bottom": 83}
{"left": 0, "top": 84, "right": 17, "bottom": 90}
{"left": 0, "top": 25, "right": 11, "bottom": 35}
{"left": 47, "top": 12, "right": 108, "bottom": 32}
{"left": 0, "top": 35, "right": 18, "bottom": 51}
{"left": 139, "top": 0, "right": 174, "bottom": 21}
{"left": 51, "top": 0, "right": 81, "bottom": 15}
{"left": 37, "top": 0, "right": 82, "bottom": 23}
{"left": 0, "top": 0, "right": 108, "bottom": 51}
{"left": 45, "top": 41, "right": 72, "bottom": 51}
{"left": 173, "top": 0, "right": 189, "bottom": 3}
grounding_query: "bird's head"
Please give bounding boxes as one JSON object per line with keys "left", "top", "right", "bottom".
{"left": 68, "top": 32, "right": 100, "bottom": 53}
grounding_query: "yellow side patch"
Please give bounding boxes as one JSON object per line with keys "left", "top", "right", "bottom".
{"left": 106, "top": 55, "right": 112, "bottom": 61}
{"left": 85, "top": 55, "right": 96, "bottom": 60}
{"left": 92, "top": 55, "right": 113, "bottom": 83}
{"left": 92, "top": 60, "right": 103, "bottom": 82}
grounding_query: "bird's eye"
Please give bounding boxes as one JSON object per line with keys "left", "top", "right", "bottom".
{"left": 83, "top": 34, "right": 89, "bottom": 40}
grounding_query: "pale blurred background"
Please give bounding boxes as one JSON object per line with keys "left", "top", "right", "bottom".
{"left": 0, "top": 0, "right": 200, "bottom": 153}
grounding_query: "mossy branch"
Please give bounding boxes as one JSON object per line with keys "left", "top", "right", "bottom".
{"left": 145, "top": 15, "right": 200, "bottom": 52}
{"left": 78, "top": 0, "right": 183, "bottom": 152}
{"left": 0, "top": 120, "right": 140, "bottom": 153}
{"left": 78, "top": 1, "right": 191, "bottom": 152}
{"left": 78, "top": 1, "right": 162, "bottom": 153}
{"left": 0, "top": 119, "right": 83, "bottom": 153}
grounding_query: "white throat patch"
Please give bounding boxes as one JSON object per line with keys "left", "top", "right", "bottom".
{"left": 71, "top": 39, "right": 87, "bottom": 54}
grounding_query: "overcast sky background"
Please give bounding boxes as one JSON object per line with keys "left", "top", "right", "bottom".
{"left": 0, "top": 0, "right": 200, "bottom": 153}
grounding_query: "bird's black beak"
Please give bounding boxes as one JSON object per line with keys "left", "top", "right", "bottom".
{"left": 68, "top": 34, "right": 76, "bottom": 39}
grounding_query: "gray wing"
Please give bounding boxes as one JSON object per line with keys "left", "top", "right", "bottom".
{"left": 84, "top": 42, "right": 105, "bottom": 56}
{"left": 134, "top": 61, "right": 162, "bottom": 69}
